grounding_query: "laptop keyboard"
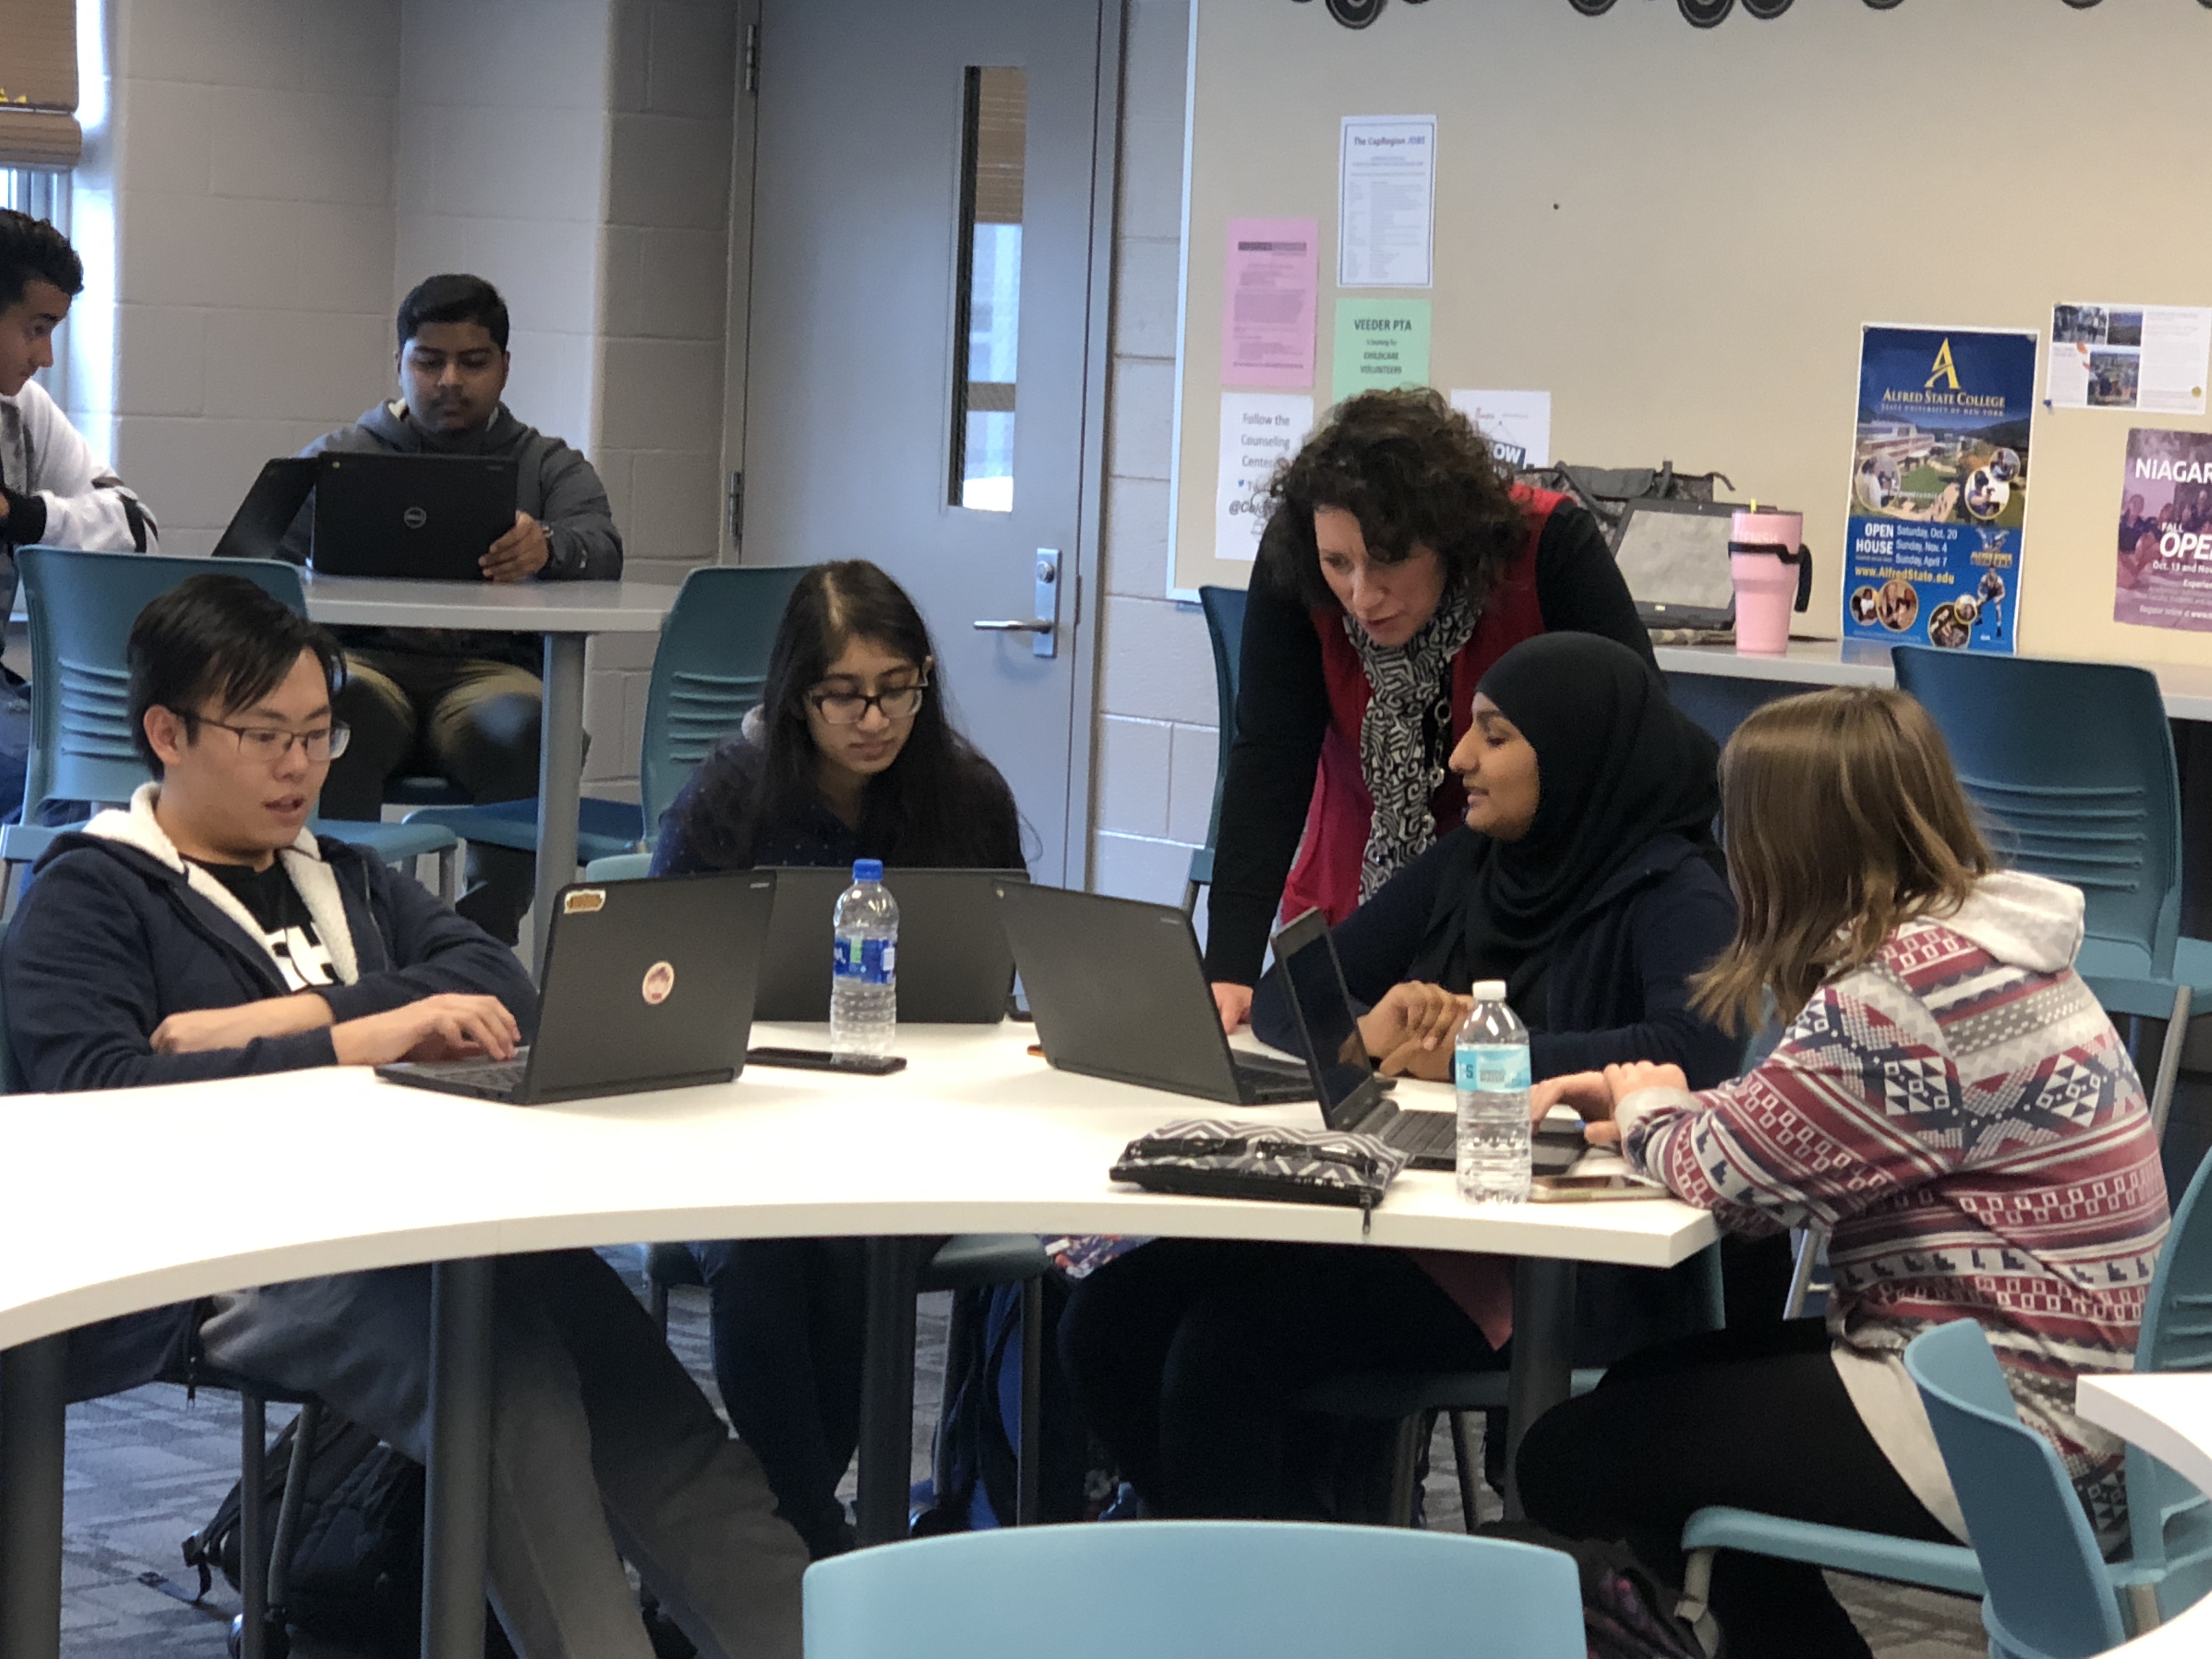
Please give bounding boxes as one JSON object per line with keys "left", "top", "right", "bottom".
{"left": 1385, "top": 1108, "right": 1456, "bottom": 1158}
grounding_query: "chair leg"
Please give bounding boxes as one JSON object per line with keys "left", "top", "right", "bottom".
{"left": 2148, "top": 985, "right": 2191, "bottom": 1147}
{"left": 267, "top": 1399, "right": 320, "bottom": 1628}
{"left": 239, "top": 1393, "right": 268, "bottom": 1659}
{"left": 1782, "top": 1227, "right": 1821, "bottom": 1321}
{"left": 649, "top": 1278, "right": 669, "bottom": 1336}
{"left": 1181, "top": 878, "right": 1200, "bottom": 917}
{"left": 1015, "top": 1276, "right": 1043, "bottom": 1527}
{"left": 437, "top": 844, "right": 460, "bottom": 906}
{"left": 1386, "top": 1413, "right": 1425, "bottom": 1527}
{"left": 1448, "top": 1410, "right": 1482, "bottom": 1532}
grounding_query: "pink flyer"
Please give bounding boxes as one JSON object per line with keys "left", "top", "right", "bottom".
{"left": 1222, "top": 217, "right": 1317, "bottom": 388}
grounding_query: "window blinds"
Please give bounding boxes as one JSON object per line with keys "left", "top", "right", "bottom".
{"left": 0, "top": 0, "right": 79, "bottom": 170}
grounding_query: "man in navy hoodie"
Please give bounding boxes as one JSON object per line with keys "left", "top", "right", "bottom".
{"left": 278, "top": 272, "right": 624, "bottom": 945}
{"left": 2, "top": 574, "right": 803, "bottom": 1659}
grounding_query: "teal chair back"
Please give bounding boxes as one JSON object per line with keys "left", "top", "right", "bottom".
{"left": 1891, "top": 646, "right": 2183, "bottom": 979}
{"left": 1185, "top": 585, "right": 1246, "bottom": 898}
{"left": 638, "top": 564, "right": 811, "bottom": 833}
{"left": 2125, "top": 1147, "right": 2212, "bottom": 1614}
{"left": 802, "top": 1522, "right": 1584, "bottom": 1659}
{"left": 16, "top": 547, "right": 306, "bottom": 817}
{"left": 1904, "top": 1321, "right": 2128, "bottom": 1659}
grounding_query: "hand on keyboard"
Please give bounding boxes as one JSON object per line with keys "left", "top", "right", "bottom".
{"left": 334, "top": 994, "right": 522, "bottom": 1068}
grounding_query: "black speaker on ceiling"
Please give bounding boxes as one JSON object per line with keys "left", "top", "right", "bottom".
{"left": 1568, "top": 0, "right": 1617, "bottom": 13}
{"left": 1324, "top": 0, "right": 1386, "bottom": 26}
{"left": 1679, "top": 0, "right": 1733, "bottom": 24}
{"left": 1743, "top": 0, "right": 1793, "bottom": 17}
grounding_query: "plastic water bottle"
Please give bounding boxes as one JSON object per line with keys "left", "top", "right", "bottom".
{"left": 830, "top": 859, "right": 900, "bottom": 1059}
{"left": 1454, "top": 981, "right": 1532, "bottom": 1204}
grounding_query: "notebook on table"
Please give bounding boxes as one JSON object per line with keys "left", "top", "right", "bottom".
{"left": 376, "top": 870, "right": 776, "bottom": 1105}
{"left": 992, "top": 882, "right": 1313, "bottom": 1106}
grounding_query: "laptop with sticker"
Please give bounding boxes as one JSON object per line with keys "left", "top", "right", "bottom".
{"left": 376, "top": 871, "right": 776, "bottom": 1104}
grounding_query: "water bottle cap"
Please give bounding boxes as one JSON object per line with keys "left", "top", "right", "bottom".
{"left": 853, "top": 859, "right": 884, "bottom": 882}
{"left": 1470, "top": 979, "right": 1508, "bottom": 1000}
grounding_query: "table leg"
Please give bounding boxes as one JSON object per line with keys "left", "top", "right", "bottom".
{"left": 854, "top": 1238, "right": 922, "bottom": 1547}
{"left": 0, "top": 1334, "right": 66, "bottom": 1659}
{"left": 533, "top": 633, "right": 587, "bottom": 981}
{"left": 422, "top": 1260, "right": 495, "bottom": 1659}
{"left": 1502, "top": 1257, "right": 1575, "bottom": 1521}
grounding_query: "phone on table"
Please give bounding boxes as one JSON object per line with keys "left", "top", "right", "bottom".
{"left": 746, "top": 1047, "right": 907, "bottom": 1076}
{"left": 1528, "top": 1172, "right": 1669, "bottom": 1204}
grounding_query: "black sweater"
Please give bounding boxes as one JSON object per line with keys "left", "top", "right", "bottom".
{"left": 1203, "top": 503, "right": 1652, "bottom": 985}
{"left": 1251, "top": 827, "right": 1741, "bottom": 1089}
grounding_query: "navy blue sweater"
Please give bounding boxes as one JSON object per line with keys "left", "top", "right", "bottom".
{"left": 1252, "top": 828, "right": 1741, "bottom": 1088}
{"left": 5, "top": 831, "right": 538, "bottom": 1096}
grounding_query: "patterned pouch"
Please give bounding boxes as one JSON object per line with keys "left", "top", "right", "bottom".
{"left": 1109, "top": 1119, "right": 1409, "bottom": 1218}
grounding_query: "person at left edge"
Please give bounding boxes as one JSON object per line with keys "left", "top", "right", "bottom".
{"left": 2, "top": 573, "right": 805, "bottom": 1659}
{"left": 0, "top": 209, "right": 160, "bottom": 822}
{"left": 278, "top": 273, "right": 622, "bottom": 946}
{"left": 0, "top": 209, "right": 158, "bottom": 555}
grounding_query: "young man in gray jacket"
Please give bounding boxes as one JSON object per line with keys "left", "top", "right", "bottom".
{"left": 280, "top": 273, "right": 621, "bottom": 943}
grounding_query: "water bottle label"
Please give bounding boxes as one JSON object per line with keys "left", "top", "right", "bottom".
{"left": 832, "top": 937, "right": 896, "bottom": 985}
{"left": 1456, "top": 1044, "right": 1530, "bottom": 1093}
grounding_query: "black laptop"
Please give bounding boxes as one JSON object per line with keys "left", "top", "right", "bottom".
{"left": 312, "top": 452, "right": 518, "bottom": 580}
{"left": 992, "top": 883, "right": 1313, "bottom": 1106}
{"left": 1613, "top": 498, "right": 1739, "bottom": 634}
{"left": 212, "top": 458, "right": 318, "bottom": 560}
{"left": 1271, "top": 907, "right": 1584, "bottom": 1173}
{"left": 376, "top": 871, "right": 776, "bottom": 1104}
{"left": 755, "top": 867, "right": 1026, "bottom": 1024}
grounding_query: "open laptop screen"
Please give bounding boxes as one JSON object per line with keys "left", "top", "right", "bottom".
{"left": 1274, "top": 909, "right": 1375, "bottom": 1128}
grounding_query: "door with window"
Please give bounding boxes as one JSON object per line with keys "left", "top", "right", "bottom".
{"left": 737, "top": 0, "right": 1116, "bottom": 883}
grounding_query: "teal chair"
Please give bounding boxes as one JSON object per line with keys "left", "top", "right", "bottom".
{"left": 0, "top": 547, "right": 458, "bottom": 899}
{"left": 1681, "top": 1143, "right": 2212, "bottom": 1637}
{"left": 802, "top": 1522, "right": 1585, "bottom": 1659}
{"left": 407, "top": 564, "right": 813, "bottom": 872}
{"left": 1892, "top": 646, "right": 2209, "bottom": 1137}
{"left": 1182, "top": 585, "right": 1245, "bottom": 915}
{"left": 1906, "top": 1321, "right": 2129, "bottom": 1659}
{"left": 583, "top": 851, "right": 652, "bottom": 883}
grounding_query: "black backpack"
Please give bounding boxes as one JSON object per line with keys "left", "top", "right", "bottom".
{"left": 182, "top": 1409, "right": 516, "bottom": 1659}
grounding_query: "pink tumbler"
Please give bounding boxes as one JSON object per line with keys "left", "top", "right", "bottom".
{"left": 1729, "top": 509, "right": 1812, "bottom": 656}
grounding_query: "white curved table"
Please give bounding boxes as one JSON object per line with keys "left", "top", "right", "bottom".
{"left": 297, "top": 575, "right": 681, "bottom": 973}
{"left": 2076, "top": 1375, "right": 2212, "bottom": 1652}
{"left": 0, "top": 1025, "right": 1716, "bottom": 1659}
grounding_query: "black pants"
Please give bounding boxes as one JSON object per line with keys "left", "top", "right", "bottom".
{"left": 689, "top": 1237, "right": 867, "bottom": 1560}
{"left": 1059, "top": 1239, "right": 1501, "bottom": 1519}
{"left": 1515, "top": 1318, "right": 1953, "bottom": 1659}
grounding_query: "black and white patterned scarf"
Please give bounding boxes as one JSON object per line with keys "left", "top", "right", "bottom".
{"left": 1344, "top": 588, "right": 1477, "bottom": 902}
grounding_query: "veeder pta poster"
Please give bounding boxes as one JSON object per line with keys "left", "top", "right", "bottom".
{"left": 1842, "top": 325, "right": 2038, "bottom": 654}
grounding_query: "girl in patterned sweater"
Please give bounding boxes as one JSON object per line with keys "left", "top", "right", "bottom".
{"left": 1516, "top": 686, "right": 2170, "bottom": 1659}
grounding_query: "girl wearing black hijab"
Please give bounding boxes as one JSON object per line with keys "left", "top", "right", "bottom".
{"left": 1059, "top": 634, "right": 1745, "bottom": 1521}
{"left": 1260, "top": 630, "right": 1741, "bottom": 1088}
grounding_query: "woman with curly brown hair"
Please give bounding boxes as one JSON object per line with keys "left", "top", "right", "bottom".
{"left": 1205, "top": 387, "right": 1651, "bottom": 1030}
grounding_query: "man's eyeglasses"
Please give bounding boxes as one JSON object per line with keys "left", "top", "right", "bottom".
{"left": 807, "top": 682, "right": 927, "bottom": 726}
{"left": 182, "top": 714, "right": 352, "bottom": 764}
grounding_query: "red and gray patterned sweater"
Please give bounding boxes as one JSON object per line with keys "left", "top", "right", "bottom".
{"left": 1615, "top": 870, "right": 2170, "bottom": 1536}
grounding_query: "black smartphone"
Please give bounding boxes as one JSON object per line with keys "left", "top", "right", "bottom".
{"left": 746, "top": 1046, "right": 907, "bottom": 1076}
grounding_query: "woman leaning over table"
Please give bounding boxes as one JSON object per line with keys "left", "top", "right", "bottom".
{"left": 1517, "top": 686, "right": 2171, "bottom": 1659}
{"left": 1204, "top": 387, "right": 1651, "bottom": 1032}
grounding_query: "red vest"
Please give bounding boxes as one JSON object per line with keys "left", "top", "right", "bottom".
{"left": 1281, "top": 487, "right": 1565, "bottom": 930}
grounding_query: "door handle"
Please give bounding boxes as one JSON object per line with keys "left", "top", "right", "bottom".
{"left": 972, "top": 549, "right": 1062, "bottom": 658}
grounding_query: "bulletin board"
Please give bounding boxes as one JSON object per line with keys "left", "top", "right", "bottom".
{"left": 1169, "top": 0, "right": 2212, "bottom": 665}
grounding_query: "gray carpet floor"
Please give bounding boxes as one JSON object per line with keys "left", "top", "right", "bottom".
{"left": 50, "top": 1261, "right": 1983, "bottom": 1658}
